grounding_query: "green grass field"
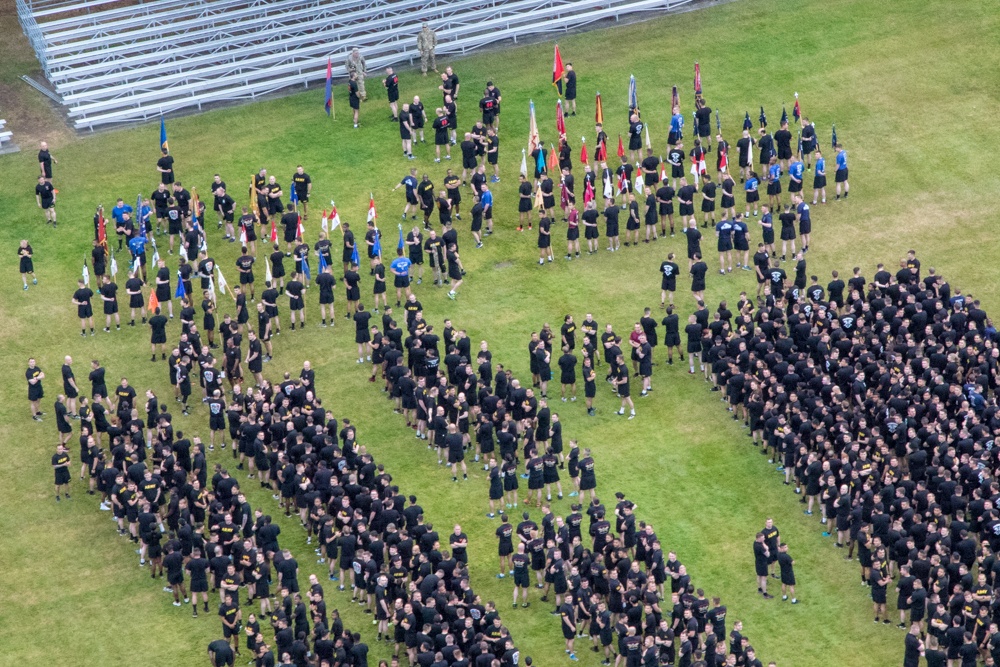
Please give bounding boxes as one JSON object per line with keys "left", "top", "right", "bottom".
{"left": 2, "top": 0, "right": 999, "bottom": 665}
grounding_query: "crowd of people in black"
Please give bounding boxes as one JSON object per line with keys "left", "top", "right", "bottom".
{"left": 44, "top": 41, "right": 993, "bottom": 667}
{"left": 43, "top": 345, "right": 541, "bottom": 667}
{"left": 675, "top": 248, "right": 1000, "bottom": 667}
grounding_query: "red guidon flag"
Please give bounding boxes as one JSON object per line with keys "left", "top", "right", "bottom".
{"left": 97, "top": 209, "right": 108, "bottom": 249}
{"left": 553, "top": 44, "right": 565, "bottom": 94}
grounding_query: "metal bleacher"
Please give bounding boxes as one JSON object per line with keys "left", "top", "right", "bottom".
{"left": 16, "top": 0, "right": 693, "bottom": 131}
{"left": 0, "top": 119, "right": 14, "bottom": 153}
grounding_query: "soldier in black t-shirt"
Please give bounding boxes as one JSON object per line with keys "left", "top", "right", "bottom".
{"left": 35, "top": 176, "right": 57, "bottom": 225}
{"left": 208, "top": 637, "right": 235, "bottom": 667}
{"left": 348, "top": 73, "right": 361, "bottom": 127}
{"left": 286, "top": 277, "right": 305, "bottom": 330}
{"left": 316, "top": 263, "right": 336, "bottom": 326}
{"left": 149, "top": 307, "right": 168, "bottom": 360}
{"left": 774, "top": 121, "right": 793, "bottom": 170}
{"left": 124, "top": 271, "right": 146, "bottom": 326}
{"left": 383, "top": 67, "right": 400, "bottom": 120}
{"left": 235, "top": 247, "right": 256, "bottom": 300}
{"left": 38, "top": 140, "right": 56, "bottom": 182}
{"left": 564, "top": 63, "right": 577, "bottom": 114}
{"left": 291, "top": 166, "right": 312, "bottom": 219}
{"left": 479, "top": 92, "right": 497, "bottom": 129}
{"left": 156, "top": 148, "right": 175, "bottom": 185}
{"left": 73, "top": 278, "right": 96, "bottom": 335}
{"left": 344, "top": 263, "right": 361, "bottom": 318}
{"left": 432, "top": 108, "right": 451, "bottom": 161}
{"left": 627, "top": 114, "right": 644, "bottom": 163}
{"left": 659, "top": 253, "right": 679, "bottom": 308}
{"left": 100, "top": 274, "right": 121, "bottom": 331}
{"left": 150, "top": 183, "right": 171, "bottom": 235}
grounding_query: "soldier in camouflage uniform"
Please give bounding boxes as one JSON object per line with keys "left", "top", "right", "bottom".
{"left": 416, "top": 23, "right": 437, "bottom": 76}
{"left": 345, "top": 48, "right": 367, "bottom": 101}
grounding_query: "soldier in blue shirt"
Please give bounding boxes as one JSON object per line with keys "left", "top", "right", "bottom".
{"left": 812, "top": 150, "right": 827, "bottom": 204}
{"left": 480, "top": 186, "right": 494, "bottom": 235}
{"left": 788, "top": 158, "right": 804, "bottom": 197}
{"left": 743, "top": 173, "right": 760, "bottom": 218}
{"left": 834, "top": 144, "right": 849, "bottom": 200}
{"left": 127, "top": 234, "right": 148, "bottom": 281}
{"left": 389, "top": 249, "right": 412, "bottom": 305}
{"left": 668, "top": 106, "right": 684, "bottom": 146}
{"left": 766, "top": 157, "right": 782, "bottom": 209}
{"left": 392, "top": 168, "right": 420, "bottom": 220}
{"left": 111, "top": 198, "right": 134, "bottom": 252}
{"left": 715, "top": 217, "right": 734, "bottom": 274}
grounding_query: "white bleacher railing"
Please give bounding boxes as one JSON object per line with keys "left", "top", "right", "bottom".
{"left": 0, "top": 119, "right": 15, "bottom": 152}
{"left": 17, "top": 0, "right": 692, "bottom": 131}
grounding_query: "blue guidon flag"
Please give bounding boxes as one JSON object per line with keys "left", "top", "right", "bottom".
{"left": 160, "top": 116, "right": 168, "bottom": 151}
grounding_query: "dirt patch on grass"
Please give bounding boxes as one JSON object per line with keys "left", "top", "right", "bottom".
{"left": 0, "top": 4, "right": 73, "bottom": 147}
{"left": 0, "top": 81, "right": 73, "bottom": 148}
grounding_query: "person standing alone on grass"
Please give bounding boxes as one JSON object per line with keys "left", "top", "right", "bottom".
{"left": 35, "top": 176, "right": 57, "bottom": 226}
{"left": 18, "top": 240, "right": 37, "bottom": 290}
{"left": 27, "top": 357, "right": 45, "bottom": 421}
{"left": 416, "top": 23, "right": 437, "bottom": 76}
{"left": 38, "top": 140, "right": 57, "bottom": 184}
